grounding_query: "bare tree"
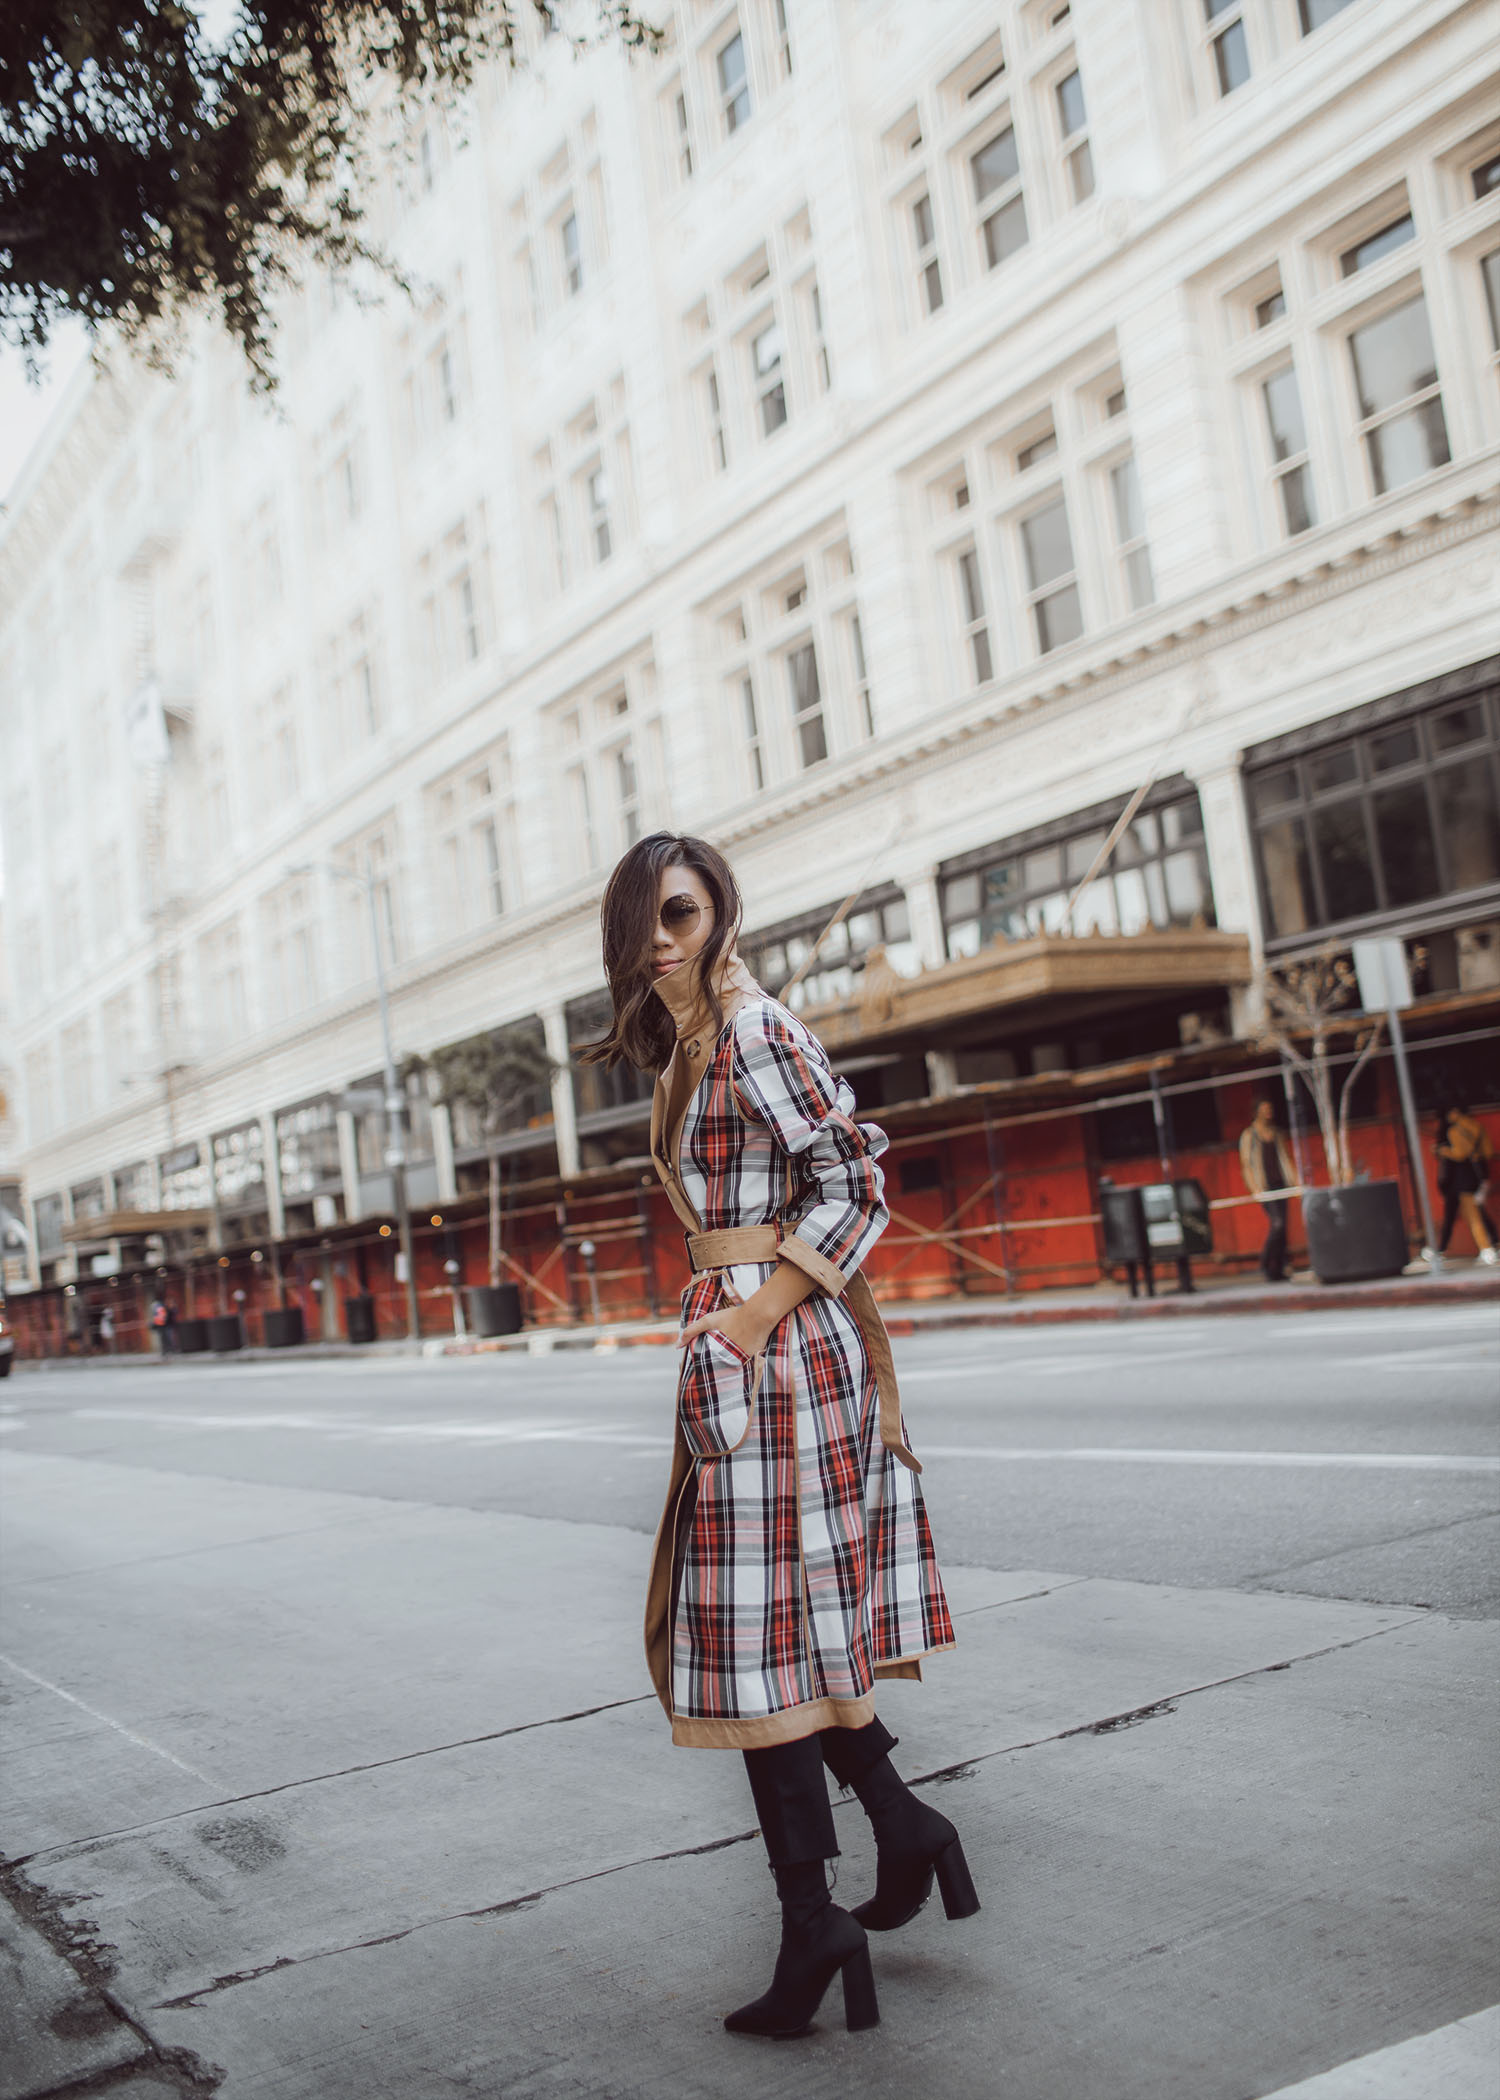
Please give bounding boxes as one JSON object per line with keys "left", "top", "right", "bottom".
{"left": 1256, "top": 946, "right": 1384, "bottom": 1187}
{"left": 412, "top": 1028, "right": 556, "bottom": 1288}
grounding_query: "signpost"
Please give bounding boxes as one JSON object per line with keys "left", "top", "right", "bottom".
{"left": 1351, "top": 937, "right": 1439, "bottom": 1272}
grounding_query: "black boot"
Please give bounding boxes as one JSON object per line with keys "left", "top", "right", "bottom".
{"left": 723, "top": 1860, "right": 879, "bottom": 2038}
{"left": 823, "top": 1725, "right": 980, "bottom": 1934}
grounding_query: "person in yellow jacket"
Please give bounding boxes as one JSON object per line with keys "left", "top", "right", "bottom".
{"left": 1239, "top": 1099, "right": 1297, "bottom": 1282}
{"left": 1432, "top": 1107, "right": 1497, "bottom": 1265}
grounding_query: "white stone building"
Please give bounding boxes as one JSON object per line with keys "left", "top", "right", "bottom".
{"left": 2, "top": 0, "right": 1497, "bottom": 1312}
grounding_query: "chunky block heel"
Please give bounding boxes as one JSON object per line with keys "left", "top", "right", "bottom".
{"left": 840, "top": 1942, "right": 881, "bottom": 2031}
{"left": 935, "top": 1837, "right": 981, "bottom": 1920}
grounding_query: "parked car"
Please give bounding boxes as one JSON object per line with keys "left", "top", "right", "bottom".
{"left": 0, "top": 1306, "right": 13, "bottom": 1376}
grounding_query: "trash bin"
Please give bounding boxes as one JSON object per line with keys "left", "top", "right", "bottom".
{"left": 262, "top": 1305, "right": 305, "bottom": 1348}
{"left": 1098, "top": 1183, "right": 1148, "bottom": 1265}
{"left": 344, "top": 1294, "right": 377, "bottom": 1345}
{"left": 208, "top": 1314, "right": 243, "bottom": 1352}
{"left": 465, "top": 1283, "right": 523, "bottom": 1337}
{"left": 175, "top": 1317, "right": 210, "bottom": 1354}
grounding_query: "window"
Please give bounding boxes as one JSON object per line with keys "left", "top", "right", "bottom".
{"left": 718, "top": 30, "right": 751, "bottom": 135}
{"left": 1255, "top": 288, "right": 1286, "bottom": 328}
{"left": 804, "top": 277, "right": 831, "bottom": 392}
{"left": 1473, "top": 153, "right": 1500, "bottom": 202}
{"left": 741, "top": 676, "right": 764, "bottom": 789}
{"left": 940, "top": 786, "right": 1213, "bottom": 955}
{"left": 586, "top": 464, "right": 612, "bottom": 563}
{"left": 848, "top": 612, "right": 873, "bottom": 737}
{"left": 742, "top": 889, "right": 915, "bottom": 1014}
{"left": 1298, "top": 0, "right": 1356, "bottom": 31}
{"left": 751, "top": 319, "right": 787, "bottom": 434}
{"left": 1055, "top": 68, "right": 1093, "bottom": 203}
{"left": 704, "top": 363, "right": 727, "bottom": 471}
{"left": 1247, "top": 687, "right": 1500, "bottom": 943}
{"left": 263, "top": 878, "right": 320, "bottom": 1018}
{"left": 956, "top": 547, "right": 994, "bottom": 684}
{"left": 673, "top": 87, "right": 694, "bottom": 179}
{"left": 1260, "top": 366, "right": 1316, "bottom": 536}
{"left": 260, "top": 681, "right": 300, "bottom": 802}
{"left": 1348, "top": 296, "right": 1450, "bottom": 496}
{"left": 399, "top": 290, "right": 467, "bottom": 443}
{"left": 971, "top": 127, "right": 1028, "bottom": 270}
{"left": 1108, "top": 457, "right": 1154, "bottom": 608}
{"left": 560, "top": 210, "right": 582, "bottom": 295}
{"left": 1483, "top": 250, "right": 1500, "bottom": 354}
{"left": 552, "top": 676, "right": 657, "bottom": 870}
{"left": 773, "top": 0, "right": 792, "bottom": 77}
{"left": 787, "top": 641, "right": 827, "bottom": 767}
{"left": 912, "top": 192, "right": 944, "bottom": 314}
{"left": 1020, "top": 497, "right": 1083, "bottom": 653}
{"left": 1203, "top": 0, "right": 1250, "bottom": 97}
{"left": 1340, "top": 214, "right": 1414, "bottom": 277}
{"left": 430, "top": 748, "right": 515, "bottom": 927}
{"left": 198, "top": 917, "right": 248, "bottom": 1046}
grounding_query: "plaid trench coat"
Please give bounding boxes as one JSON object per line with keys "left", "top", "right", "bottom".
{"left": 645, "top": 974, "right": 955, "bottom": 1749}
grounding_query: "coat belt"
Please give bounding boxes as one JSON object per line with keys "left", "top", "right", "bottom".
{"left": 684, "top": 1227, "right": 921, "bottom": 1476}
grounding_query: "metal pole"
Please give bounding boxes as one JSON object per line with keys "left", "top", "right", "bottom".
{"left": 366, "top": 868, "right": 421, "bottom": 1339}
{"left": 1385, "top": 998, "right": 1440, "bottom": 1271}
{"left": 1149, "top": 1067, "right": 1173, "bottom": 1183}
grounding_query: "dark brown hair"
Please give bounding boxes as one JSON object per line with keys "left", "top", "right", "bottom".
{"left": 579, "top": 832, "right": 743, "bottom": 1072}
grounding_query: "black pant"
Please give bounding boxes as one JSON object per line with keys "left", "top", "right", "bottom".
{"left": 1260, "top": 1200, "right": 1288, "bottom": 1281}
{"left": 742, "top": 1716, "right": 897, "bottom": 1865}
{"left": 1438, "top": 1188, "right": 1497, "bottom": 1252}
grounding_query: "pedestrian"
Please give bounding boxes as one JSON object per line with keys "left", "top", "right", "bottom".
{"left": 582, "top": 832, "right": 975, "bottom": 2039}
{"left": 1239, "top": 1098, "right": 1297, "bottom": 1282}
{"left": 98, "top": 1305, "right": 115, "bottom": 1352}
{"left": 150, "top": 1295, "right": 177, "bottom": 1355}
{"left": 1431, "top": 1106, "right": 1498, "bottom": 1265}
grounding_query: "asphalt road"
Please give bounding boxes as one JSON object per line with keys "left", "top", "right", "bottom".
{"left": 6, "top": 1302, "right": 1497, "bottom": 1615}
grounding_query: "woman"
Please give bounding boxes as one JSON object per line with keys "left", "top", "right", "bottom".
{"left": 584, "top": 832, "right": 975, "bottom": 2039}
{"left": 1434, "top": 1106, "right": 1498, "bottom": 1263}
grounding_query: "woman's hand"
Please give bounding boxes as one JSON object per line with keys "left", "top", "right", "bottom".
{"left": 680, "top": 1300, "right": 772, "bottom": 1359}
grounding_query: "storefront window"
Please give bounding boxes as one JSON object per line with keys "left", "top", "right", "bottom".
{"left": 741, "top": 890, "right": 914, "bottom": 1012}
{"left": 940, "top": 786, "right": 1213, "bottom": 956}
{"left": 1247, "top": 678, "right": 1500, "bottom": 945}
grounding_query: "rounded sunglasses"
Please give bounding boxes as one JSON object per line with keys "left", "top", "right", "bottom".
{"left": 659, "top": 892, "right": 706, "bottom": 933}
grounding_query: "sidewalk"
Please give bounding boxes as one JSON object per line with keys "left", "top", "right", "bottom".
{"left": 13, "top": 1263, "right": 1500, "bottom": 1370}
{"left": 1, "top": 1447, "right": 1495, "bottom": 2099}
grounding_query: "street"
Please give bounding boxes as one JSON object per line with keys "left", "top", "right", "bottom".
{"left": 2, "top": 1304, "right": 1497, "bottom": 2098}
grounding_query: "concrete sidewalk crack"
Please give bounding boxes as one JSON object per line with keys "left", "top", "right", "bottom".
{"left": 950, "top": 1576, "right": 1089, "bottom": 1618}
{"left": 1242, "top": 1506, "right": 1500, "bottom": 1588}
{"left": 136, "top": 1612, "right": 1426, "bottom": 2013}
{"left": 8, "top": 1694, "right": 657, "bottom": 1869}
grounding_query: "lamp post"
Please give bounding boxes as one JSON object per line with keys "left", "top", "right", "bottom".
{"left": 287, "top": 858, "right": 421, "bottom": 1340}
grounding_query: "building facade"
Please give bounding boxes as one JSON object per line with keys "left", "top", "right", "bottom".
{"left": 2, "top": 0, "right": 1498, "bottom": 1343}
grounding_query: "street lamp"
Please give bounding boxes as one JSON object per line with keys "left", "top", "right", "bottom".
{"left": 286, "top": 858, "right": 421, "bottom": 1341}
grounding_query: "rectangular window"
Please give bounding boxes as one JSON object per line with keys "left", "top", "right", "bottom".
{"left": 1340, "top": 214, "right": 1415, "bottom": 278}
{"left": 751, "top": 319, "right": 788, "bottom": 435}
{"left": 849, "top": 612, "right": 874, "bottom": 737}
{"left": 586, "top": 464, "right": 612, "bottom": 562}
{"left": 1298, "top": 0, "right": 1355, "bottom": 31}
{"left": 1473, "top": 153, "right": 1500, "bottom": 202}
{"left": 1108, "top": 456, "right": 1155, "bottom": 608}
{"left": 1255, "top": 289, "right": 1286, "bottom": 327}
{"left": 741, "top": 675, "right": 764, "bottom": 789}
{"left": 773, "top": 0, "right": 793, "bottom": 77}
{"left": 674, "top": 90, "right": 694, "bottom": 179}
{"left": 1020, "top": 498, "right": 1083, "bottom": 653}
{"left": 705, "top": 363, "right": 727, "bottom": 470}
{"left": 561, "top": 211, "right": 582, "bottom": 295}
{"left": 612, "top": 741, "right": 640, "bottom": 844}
{"left": 1482, "top": 250, "right": 1500, "bottom": 351}
{"left": 956, "top": 547, "right": 993, "bottom": 684}
{"left": 1348, "top": 295, "right": 1450, "bottom": 495}
{"left": 1203, "top": 0, "right": 1250, "bottom": 95}
{"left": 971, "top": 128, "right": 1028, "bottom": 270}
{"left": 718, "top": 31, "right": 751, "bottom": 135}
{"left": 1261, "top": 366, "right": 1316, "bottom": 536}
{"left": 1055, "top": 68, "right": 1093, "bottom": 203}
{"left": 912, "top": 192, "right": 944, "bottom": 314}
{"left": 786, "top": 641, "right": 827, "bottom": 767}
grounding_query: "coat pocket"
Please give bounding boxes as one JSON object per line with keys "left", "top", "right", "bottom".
{"left": 677, "top": 1329, "right": 764, "bottom": 1459}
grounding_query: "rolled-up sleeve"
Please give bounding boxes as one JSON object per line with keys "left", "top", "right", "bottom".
{"left": 732, "top": 1003, "right": 889, "bottom": 1295}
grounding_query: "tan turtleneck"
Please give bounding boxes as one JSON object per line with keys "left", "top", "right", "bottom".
{"left": 651, "top": 948, "right": 761, "bottom": 1052}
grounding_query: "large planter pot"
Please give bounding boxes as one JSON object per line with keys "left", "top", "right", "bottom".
{"left": 1303, "top": 1179, "right": 1409, "bottom": 1284}
{"left": 262, "top": 1305, "right": 306, "bottom": 1349}
{"left": 175, "top": 1317, "right": 210, "bottom": 1354}
{"left": 208, "top": 1314, "right": 244, "bottom": 1352}
{"left": 465, "top": 1283, "right": 523, "bottom": 1337}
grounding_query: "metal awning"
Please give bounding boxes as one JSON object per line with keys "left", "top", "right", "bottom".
{"left": 801, "top": 927, "right": 1255, "bottom": 1051}
{"left": 61, "top": 1209, "right": 214, "bottom": 1245}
